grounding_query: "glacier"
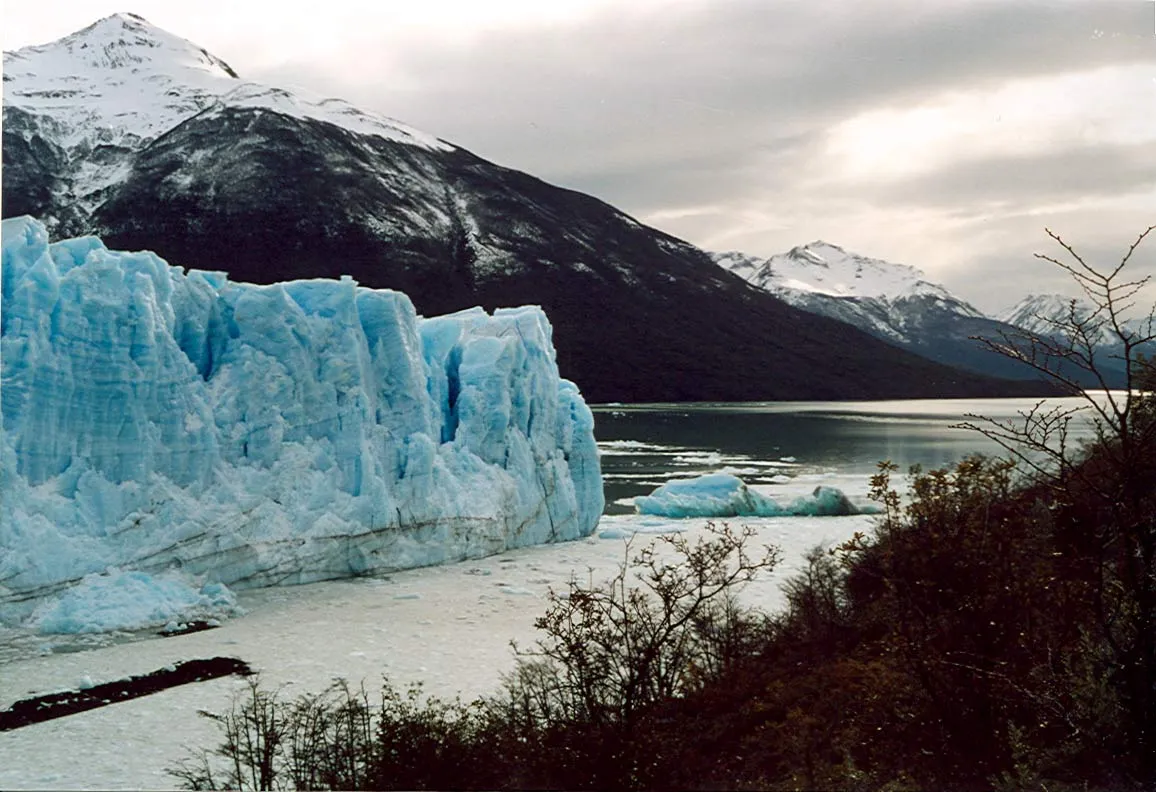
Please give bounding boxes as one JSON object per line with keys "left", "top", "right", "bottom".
{"left": 634, "top": 473, "right": 868, "bottom": 519}
{"left": 0, "top": 217, "right": 603, "bottom": 629}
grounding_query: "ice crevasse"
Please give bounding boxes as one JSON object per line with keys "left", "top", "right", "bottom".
{"left": 0, "top": 217, "right": 603, "bottom": 629}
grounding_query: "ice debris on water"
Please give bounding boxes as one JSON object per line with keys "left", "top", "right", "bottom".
{"left": 0, "top": 217, "right": 603, "bottom": 631}
{"left": 597, "top": 527, "right": 632, "bottom": 540}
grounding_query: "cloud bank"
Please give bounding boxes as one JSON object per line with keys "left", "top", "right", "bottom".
{"left": 6, "top": 0, "right": 1155, "bottom": 311}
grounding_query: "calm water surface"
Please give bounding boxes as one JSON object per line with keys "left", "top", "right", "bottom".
{"left": 593, "top": 397, "right": 1102, "bottom": 514}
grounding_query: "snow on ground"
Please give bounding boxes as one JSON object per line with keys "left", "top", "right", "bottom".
{"left": 0, "top": 508, "right": 872, "bottom": 790}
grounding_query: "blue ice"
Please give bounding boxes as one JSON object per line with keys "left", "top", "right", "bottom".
{"left": 634, "top": 473, "right": 863, "bottom": 518}
{"left": 0, "top": 217, "right": 603, "bottom": 630}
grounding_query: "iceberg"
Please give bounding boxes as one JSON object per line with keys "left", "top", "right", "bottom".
{"left": 0, "top": 217, "right": 603, "bottom": 629}
{"left": 634, "top": 473, "right": 864, "bottom": 518}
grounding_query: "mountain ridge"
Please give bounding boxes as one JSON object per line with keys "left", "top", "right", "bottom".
{"left": 999, "top": 292, "right": 1154, "bottom": 358}
{"left": 2, "top": 14, "right": 1057, "bottom": 402}
{"left": 712, "top": 243, "right": 1083, "bottom": 383}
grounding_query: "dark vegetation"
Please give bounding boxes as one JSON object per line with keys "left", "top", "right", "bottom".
{"left": 0, "top": 657, "right": 252, "bottom": 731}
{"left": 171, "top": 230, "right": 1155, "bottom": 789}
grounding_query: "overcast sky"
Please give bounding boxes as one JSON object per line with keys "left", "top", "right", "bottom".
{"left": 4, "top": 1, "right": 1155, "bottom": 313}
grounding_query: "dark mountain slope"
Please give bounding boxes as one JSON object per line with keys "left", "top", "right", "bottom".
{"left": 84, "top": 107, "right": 1051, "bottom": 402}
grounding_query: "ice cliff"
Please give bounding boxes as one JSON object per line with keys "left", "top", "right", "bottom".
{"left": 0, "top": 217, "right": 603, "bottom": 627}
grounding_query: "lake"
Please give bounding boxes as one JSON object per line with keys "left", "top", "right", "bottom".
{"left": 596, "top": 396, "right": 1102, "bottom": 514}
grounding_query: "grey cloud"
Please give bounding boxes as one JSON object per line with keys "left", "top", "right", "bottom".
{"left": 312, "top": 0, "right": 1151, "bottom": 166}
{"left": 264, "top": 0, "right": 1152, "bottom": 181}
{"left": 960, "top": 228, "right": 1156, "bottom": 317}
{"left": 923, "top": 208, "right": 1156, "bottom": 313}
{"left": 568, "top": 130, "right": 826, "bottom": 220}
{"left": 862, "top": 141, "right": 1156, "bottom": 210}
{"left": 252, "top": 0, "right": 1154, "bottom": 311}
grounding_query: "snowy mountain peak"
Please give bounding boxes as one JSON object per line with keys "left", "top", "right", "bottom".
{"left": 787, "top": 241, "right": 848, "bottom": 266}
{"left": 7, "top": 12, "right": 239, "bottom": 81}
{"left": 717, "top": 242, "right": 957, "bottom": 303}
{"left": 1000, "top": 293, "right": 1083, "bottom": 322}
{"left": 3, "top": 14, "right": 449, "bottom": 164}
{"left": 786, "top": 244, "right": 831, "bottom": 267}
{"left": 998, "top": 293, "right": 1096, "bottom": 336}
{"left": 998, "top": 292, "right": 1156, "bottom": 349}
{"left": 711, "top": 243, "right": 992, "bottom": 350}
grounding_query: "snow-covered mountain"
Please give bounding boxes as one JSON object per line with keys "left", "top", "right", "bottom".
{"left": 2, "top": 13, "right": 446, "bottom": 233}
{"left": 717, "top": 241, "right": 967, "bottom": 304}
{"left": 999, "top": 293, "right": 1153, "bottom": 345}
{"left": 4, "top": 13, "right": 443, "bottom": 147}
{"left": 0, "top": 216, "right": 603, "bottom": 628}
{"left": 714, "top": 243, "right": 1062, "bottom": 383}
{"left": 715, "top": 242, "right": 986, "bottom": 341}
{"left": 999, "top": 294, "right": 1087, "bottom": 335}
{"left": 997, "top": 294, "right": 1153, "bottom": 386}
{"left": 2, "top": 14, "right": 1051, "bottom": 402}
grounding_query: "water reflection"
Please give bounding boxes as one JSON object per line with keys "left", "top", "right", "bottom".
{"left": 593, "top": 397, "right": 1102, "bottom": 515}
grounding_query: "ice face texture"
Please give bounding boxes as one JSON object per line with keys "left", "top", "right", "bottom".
{"left": 0, "top": 217, "right": 603, "bottom": 625}
{"left": 633, "top": 473, "right": 863, "bottom": 518}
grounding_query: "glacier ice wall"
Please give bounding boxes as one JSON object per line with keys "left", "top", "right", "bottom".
{"left": 0, "top": 217, "right": 603, "bottom": 625}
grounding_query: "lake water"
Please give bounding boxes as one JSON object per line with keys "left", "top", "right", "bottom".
{"left": 595, "top": 396, "right": 1102, "bottom": 514}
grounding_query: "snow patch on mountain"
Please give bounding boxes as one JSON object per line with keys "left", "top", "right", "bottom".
{"left": 200, "top": 83, "right": 450, "bottom": 150}
{"left": 0, "top": 217, "right": 602, "bottom": 630}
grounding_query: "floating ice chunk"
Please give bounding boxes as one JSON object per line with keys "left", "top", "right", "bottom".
{"left": 598, "top": 440, "right": 682, "bottom": 452}
{"left": 634, "top": 473, "right": 773, "bottom": 517}
{"left": 788, "top": 486, "right": 863, "bottom": 517}
{"left": 499, "top": 586, "right": 535, "bottom": 596}
{"left": 633, "top": 473, "right": 868, "bottom": 518}
{"left": 598, "top": 527, "right": 632, "bottom": 539}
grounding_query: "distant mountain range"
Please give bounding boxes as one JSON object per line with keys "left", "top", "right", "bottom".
{"left": 714, "top": 243, "right": 1142, "bottom": 387}
{"left": 999, "top": 293, "right": 1153, "bottom": 348}
{"left": 2, "top": 13, "right": 1056, "bottom": 402}
{"left": 997, "top": 294, "right": 1152, "bottom": 386}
